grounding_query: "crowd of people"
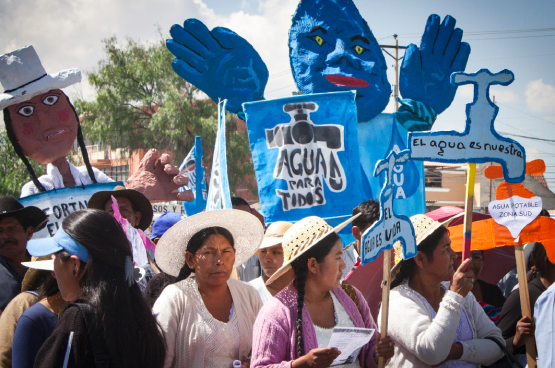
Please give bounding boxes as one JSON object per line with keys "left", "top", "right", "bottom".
{"left": 0, "top": 190, "right": 554, "bottom": 368}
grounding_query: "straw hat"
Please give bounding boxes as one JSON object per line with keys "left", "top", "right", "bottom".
{"left": 255, "top": 221, "right": 293, "bottom": 255}
{"left": 0, "top": 46, "right": 81, "bottom": 110}
{"left": 155, "top": 209, "right": 264, "bottom": 277}
{"left": 266, "top": 214, "right": 360, "bottom": 285}
{"left": 391, "top": 212, "right": 463, "bottom": 278}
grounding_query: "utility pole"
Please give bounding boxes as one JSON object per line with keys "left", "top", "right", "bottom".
{"left": 380, "top": 35, "right": 406, "bottom": 112}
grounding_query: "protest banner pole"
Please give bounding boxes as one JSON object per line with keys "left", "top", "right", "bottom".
{"left": 514, "top": 245, "right": 537, "bottom": 367}
{"left": 378, "top": 248, "right": 392, "bottom": 368}
{"left": 462, "top": 163, "right": 476, "bottom": 261}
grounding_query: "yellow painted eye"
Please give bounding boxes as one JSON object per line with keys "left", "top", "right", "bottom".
{"left": 355, "top": 45, "right": 364, "bottom": 55}
{"left": 315, "top": 36, "right": 324, "bottom": 46}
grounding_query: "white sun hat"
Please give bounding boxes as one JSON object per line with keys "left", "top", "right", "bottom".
{"left": 266, "top": 214, "right": 360, "bottom": 285}
{"left": 255, "top": 221, "right": 294, "bottom": 255}
{"left": 155, "top": 209, "right": 265, "bottom": 277}
{"left": 0, "top": 45, "right": 81, "bottom": 110}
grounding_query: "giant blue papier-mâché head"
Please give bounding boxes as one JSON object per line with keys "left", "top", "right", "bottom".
{"left": 289, "top": 0, "right": 391, "bottom": 122}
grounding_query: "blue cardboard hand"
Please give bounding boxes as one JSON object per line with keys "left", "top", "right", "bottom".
{"left": 167, "top": 19, "right": 269, "bottom": 114}
{"left": 399, "top": 14, "right": 470, "bottom": 114}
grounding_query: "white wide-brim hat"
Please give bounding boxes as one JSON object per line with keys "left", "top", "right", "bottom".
{"left": 255, "top": 221, "right": 294, "bottom": 255}
{"left": 21, "top": 259, "right": 55, "bottom": 271}
{"left": 266, "top": 213, "right": 360, "bottom": 285}
{"left": 0, "top": 46, "right": 81, "bottom": 111}
{"left": 155, "top": 209, "right": 265, "bottom": 277}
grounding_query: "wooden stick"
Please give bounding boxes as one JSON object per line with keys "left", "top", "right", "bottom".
{"left": 378, "top": 249, "right": 392, "bottom": 368}
{"left": 514, "top": 245, "right": 537, "bottom": 368}
{"left": 462, "top": 163, "right": 476, "bottom": 261}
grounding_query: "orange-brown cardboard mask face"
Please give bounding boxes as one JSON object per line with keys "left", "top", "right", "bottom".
{"left": 7, "top": 89, "right": 78, "bottom": 164}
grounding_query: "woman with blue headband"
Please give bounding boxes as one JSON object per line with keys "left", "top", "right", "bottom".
{"left": 24, "top": 210, "right": 166, "bottom": 368}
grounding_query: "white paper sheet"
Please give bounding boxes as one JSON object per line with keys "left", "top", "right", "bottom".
{"left": 327, "top": 327, "right": 375, "bottom": 366}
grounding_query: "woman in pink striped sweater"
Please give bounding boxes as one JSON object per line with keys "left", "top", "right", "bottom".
{"left": 251, "top": 216, "right": 395, "bottom": 368}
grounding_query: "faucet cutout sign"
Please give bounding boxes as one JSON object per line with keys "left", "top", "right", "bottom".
{"left": 409, "top": 69, "right": 526, "bottom": 183}
{"left": 361, "top": 149, "right": 417, "bottom": 265}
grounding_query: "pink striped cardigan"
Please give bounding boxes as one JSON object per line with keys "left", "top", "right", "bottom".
{"left": 251, "top": 282, "right": 378, "bottom": 368}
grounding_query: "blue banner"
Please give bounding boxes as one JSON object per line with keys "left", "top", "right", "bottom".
{"left": 19, "top": 181, "right": 124, "bottom": 239}
{"left": 243, "top": 91, "right": 365, "bottom": 225}
{"left": 206, "top": 100, "right": 232, "bottom": 211}
{"left": 358, "top": 113, "right": 425, "bottom": 216}
{"left": 179, "top": 136, "right": 207, "bottom": 216}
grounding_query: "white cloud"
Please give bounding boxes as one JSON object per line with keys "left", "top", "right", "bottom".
{"left": 0, "top": 0, "right": 297, "bottom": 101}
{"left": 489, "top": 87, "right": 519, "bottom": 104}
{"left": 525, "top": 79, "right": 555, "bottom": 114}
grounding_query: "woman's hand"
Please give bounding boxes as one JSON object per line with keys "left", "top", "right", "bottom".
{"left": 513, "top": 316, "right": 535, "bottom": 348}
{"left": 292, "top": 348, "right": 341, "bottom": 368}
{"left": 373, "top": 334, "right": 395, "bottom": 363}
{"left": 449, "top": 258, "right": 475, "bottom": 297}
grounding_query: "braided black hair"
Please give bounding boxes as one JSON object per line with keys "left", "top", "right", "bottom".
{"left": 391, "top": 226, "right": 448, "bottom": 289}
{"left": 3, "top": 91, "right": 97, "bottom": 191}
{"left": 290, "top": 231, "right": 340, "bottom": 357}
{"left": 174, "top": 226, "right": 235, "bottom": 283}
{"left": 68, "top": 96, "right": 97, "bottom": 184}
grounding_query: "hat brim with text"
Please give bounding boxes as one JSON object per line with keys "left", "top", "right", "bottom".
{"left": 155, "top": 209, "right": 265, "bottom": 277}
{"left": 266, "top": 214, "right": 361, "bottom": 285}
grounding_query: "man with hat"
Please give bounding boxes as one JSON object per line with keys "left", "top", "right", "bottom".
{"left": 0, "top": 196, "right": 47, "bottom": 313}
{"left": 87, "top": 186, "right": 154, "bottom": 271}
{"left": 87, "top": 185, "right": 153, "bottom": 232}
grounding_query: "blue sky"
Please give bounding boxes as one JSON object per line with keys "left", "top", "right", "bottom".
{"left": 2, "top": 0, "right": 554, "bottom": 187}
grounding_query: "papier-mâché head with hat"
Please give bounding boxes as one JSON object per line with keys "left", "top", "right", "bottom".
{"left": 0, "top": 46, "right": 96, "bottom": 192}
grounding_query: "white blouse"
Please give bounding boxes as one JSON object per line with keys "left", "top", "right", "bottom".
{"left": 153, "top": 276, "right": 263, "bottom": 368}
{"left": 313, "top": 292, "right": 361, "bottom": 368}
{"left": 20, "top": 160, "right": 114, "bottom": 197}
{"left": 248, "top": 276, "right": 273, "bottom": 304}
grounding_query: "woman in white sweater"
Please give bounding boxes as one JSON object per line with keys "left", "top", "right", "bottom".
{"left": 152, "top": 210, "right": 264, "bottom": 368}
{"left": 380, "top": 214, "right": 504, "bottom": 368}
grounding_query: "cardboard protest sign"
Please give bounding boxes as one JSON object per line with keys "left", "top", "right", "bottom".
{"left": 179, "top": 136, "right": 207, "bottom": 216}
{"left": 19, "top": 182, "right": 123, "bottom": 239}
{"left": 243, "top": 91, "right": 365, "bottom": 224}
{"left": 360, "top": 150, "right": 416, "bottom": 265}
{"left": 408, "top": 69, "right": 526, "bottom": 183}
{"left": 489, "top": 196, "right": 542, "bottom": 239}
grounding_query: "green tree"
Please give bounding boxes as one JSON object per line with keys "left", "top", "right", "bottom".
{"left": 0, "top": 132, "right": 46, "bottom": 197}
{"left": 75, "top": 35, "right": 256, "bottom": 195}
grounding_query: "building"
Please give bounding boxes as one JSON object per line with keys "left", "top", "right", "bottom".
{"left": 425, "top": 161, "right": 555, "bottom": 213}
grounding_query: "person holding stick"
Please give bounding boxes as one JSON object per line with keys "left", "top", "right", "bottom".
{"left": 496, "top": 242, "right": 555, "bottom": 365}
{"left": 384, "top": 214, "right": 504, "bottom": 367}
{"left": 251, "top": 215, "right": 394, "bottom": 368}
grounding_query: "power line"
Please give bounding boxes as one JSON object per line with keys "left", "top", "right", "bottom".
{"left": 470, "top": 53, "right": 555, "bottom": 62}
{"left": 394, "top": 27, "right": 555, "bottom": 37}
{"left": 499, "top": 131, "right": 555, "bottom": 143}
{"left": 266, "top": 83, "right": 297, "bottom": 94}
{"left": 496, "top": 102, "right": 555, "bottom": 126}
